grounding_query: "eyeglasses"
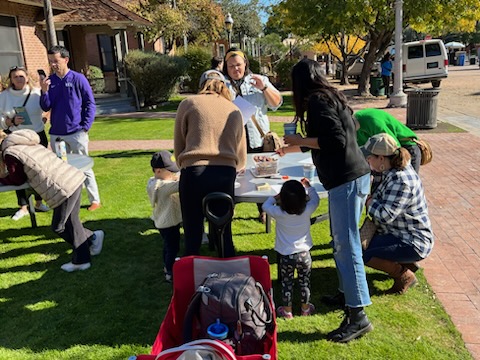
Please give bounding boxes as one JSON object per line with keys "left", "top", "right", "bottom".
{"left": 9, "top": 66, "right": 26, "bottom": 71}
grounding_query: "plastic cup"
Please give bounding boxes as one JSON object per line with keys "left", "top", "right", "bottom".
{"left": 303, "top": 164, "right": 316, "bottom": 182}
{"left": 283, "top": 123, "right": 297, "bottom": 135}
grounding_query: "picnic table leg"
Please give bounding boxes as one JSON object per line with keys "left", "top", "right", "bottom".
{"left": 27, "top": 192, "right": 37, "bottom": 228}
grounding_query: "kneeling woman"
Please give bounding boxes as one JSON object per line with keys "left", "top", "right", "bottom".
{"left": 362, "top": 133, "right": 434, "bottom": 294}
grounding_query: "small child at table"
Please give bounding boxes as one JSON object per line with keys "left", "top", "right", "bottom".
{"left": 262, "top": 178, "right": 319, "bottom": 319}
{"left": 0, "top": 129, "right": 104, "bottom": 272}
{"left": 147, "top": 151, "right": 182, "bottom": 283}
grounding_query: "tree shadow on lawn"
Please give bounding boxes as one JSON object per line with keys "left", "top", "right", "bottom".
{"left": 0, "top": 218, "right": 171, "bottom": 352}
{"left": 95, "top": 150, "right": 158, "bottom": 159}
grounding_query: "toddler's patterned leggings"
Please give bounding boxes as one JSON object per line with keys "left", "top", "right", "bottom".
{"left": 278, "top": 251, "right": 312, "bottom": 307}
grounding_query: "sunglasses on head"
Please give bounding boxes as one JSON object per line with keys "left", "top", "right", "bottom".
{"left": 10, "top": 66, "right": 26, "bottom": 71}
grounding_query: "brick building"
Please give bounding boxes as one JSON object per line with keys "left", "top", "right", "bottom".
{"left": 0, "top": 0, "right": 153, "bottom": 94}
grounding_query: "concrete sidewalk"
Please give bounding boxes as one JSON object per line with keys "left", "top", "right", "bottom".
{"left": 90, "top": 100, "right": 480, "bottom": 359}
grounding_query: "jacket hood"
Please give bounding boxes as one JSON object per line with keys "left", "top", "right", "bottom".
{"left": 1, "top": 129, "right": 40, "bottom": 152}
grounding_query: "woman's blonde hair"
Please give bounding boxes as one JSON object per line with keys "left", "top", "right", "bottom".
{"left": 198, "top": 78, "right": 232, "bottom": 101}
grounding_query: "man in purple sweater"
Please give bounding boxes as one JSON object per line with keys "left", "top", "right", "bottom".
{"left": 40, "top": 45, "right": 101, "bottom": 211}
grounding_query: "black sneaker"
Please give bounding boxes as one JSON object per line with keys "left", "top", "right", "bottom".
{"left": 327, "top": 307, "right": 373, "bottom": 343}
{"left": 321, "top": 291, "right": 345, "bottom": 307}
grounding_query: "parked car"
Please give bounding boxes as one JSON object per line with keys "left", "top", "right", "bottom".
{"left": 398, "top": 39, "right": 448, "bottom": 88}
{"left": 339, "top": 56, "right": 381, "bottom": 80}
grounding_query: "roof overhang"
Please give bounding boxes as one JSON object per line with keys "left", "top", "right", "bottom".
{"left": 7, "top": 0, "right": 69, "bottom": 11}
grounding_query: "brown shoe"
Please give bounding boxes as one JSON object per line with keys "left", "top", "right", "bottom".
{"left": 386, "top": 268, "right": 417, "bottom": 295}
{"left": 87, "top": 202, "right": 101, "bottom": 211}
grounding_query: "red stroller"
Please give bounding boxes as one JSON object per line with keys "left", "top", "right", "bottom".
{"left": 134, "top": 193, "right": 277, "bottom": 360}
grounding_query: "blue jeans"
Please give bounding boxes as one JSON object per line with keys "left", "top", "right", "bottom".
{"left": 363, "top": 233, "right": 423, "bottom": 263}
{"left": 329, "top": 173, "right": 371, "bottom": 308}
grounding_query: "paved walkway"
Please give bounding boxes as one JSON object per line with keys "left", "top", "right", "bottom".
{"left": 90, "top": 100, "right": 480, "bottom": 359}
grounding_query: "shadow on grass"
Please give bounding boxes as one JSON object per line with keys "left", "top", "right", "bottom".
{"left": 95, "top": 150, "right": 158, "bottom": 159}
{"left": 0, "top": 218, "right": 170, "bottom": 352}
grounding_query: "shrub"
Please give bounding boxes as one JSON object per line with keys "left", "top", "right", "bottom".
{"left": 247, "top": 56, "right": 260, "bottom": 74}
{"left": 274, "top": 58, "right": 298, "bottom": 90}
{"left": 125, "top": 50, "right": 188, "bottom": 106}
{"left": 179, "top": 45, "right": 212, "bottom": 93}
{"left": 87, "top": 65, "right": 105, "bottom": 93}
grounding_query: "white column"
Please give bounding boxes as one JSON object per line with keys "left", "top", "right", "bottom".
{"left": 388, "top": 0, "right": 407, "bottom": 107}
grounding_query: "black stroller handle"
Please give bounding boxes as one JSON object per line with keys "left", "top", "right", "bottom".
{"left": 203, "top": 192, "right": 235, "bottom": 258}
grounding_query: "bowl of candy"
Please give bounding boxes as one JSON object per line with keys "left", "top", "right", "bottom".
{"left": 252, "top": 155, "right": 279, "bottom": 177}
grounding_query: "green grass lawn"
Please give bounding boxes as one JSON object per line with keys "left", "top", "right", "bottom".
{"left": 0, "top": 147, "right": 472, "bottom": 359}
{"left": 0, "top": 93, "right": 471, "bottom": 359}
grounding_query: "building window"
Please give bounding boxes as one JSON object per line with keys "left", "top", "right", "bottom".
{"left": 98, "top": 35, "right": 116, "bottom": 72}
{"left": 219, "top": 44, "right": 225, "bottom": 58}
{"left": 0, "top": 15, "right": 23, "bottom": 75}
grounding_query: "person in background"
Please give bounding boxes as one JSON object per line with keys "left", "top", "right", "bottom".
{"left": 361, "top": 133, "right": 433, "bottom": 294}
{"left": 174, "top": 70, "right": 246, "bottom": 257}
{"left": 223, "top": 47, "right": 282, "bottom": 223}
{"left": 263, "top": 179, "right": 319, "bottom": 319}
{"left": 40, "top": 45, "right": 101, "bottom": 211}
{"left": 147, "top": 151, "right": 182, "bottom": 283}
{"left": 354, "top": 108, "right": 422, "bottom": 173}
{"left": 211, "top": 56, "right": 224, "bottom": 72}
{"left": 0, "top": 129, "right": 104, "bottom": 272}
{"left": 278, "top": 58, "right": 373, "bottom": 343}
{"left": 0, "top": 66, "right": 50, "bottom": 220}
{"left": 380, "top": 52, "right": 393, "bottom": 98}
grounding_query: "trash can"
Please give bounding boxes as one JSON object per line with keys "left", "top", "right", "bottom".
{"left": 405, "top": 88, "right": 440, "bottom": 129}
{"left": 370, "top": 76, "right": 385, "bottom": 96}
{"left": 456, "top": 51, "right": 466, "bottom": 66}
{"left": 470, "top": 57, "right": 476, "bottom": 65}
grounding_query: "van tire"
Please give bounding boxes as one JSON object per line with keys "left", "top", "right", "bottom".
{"left": 432, "top": 80, "right": 441, "bottom": 88}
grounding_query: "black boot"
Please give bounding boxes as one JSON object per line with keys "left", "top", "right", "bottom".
{"left": 321, "top": 291, "right": 345, "bottom": 308}
{"left": 327, "top": 307, "right": 373, "bottom": 343}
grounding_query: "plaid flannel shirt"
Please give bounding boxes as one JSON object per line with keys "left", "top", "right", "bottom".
{"left": 368, "top": 165, "right": 434, "bottom": 258}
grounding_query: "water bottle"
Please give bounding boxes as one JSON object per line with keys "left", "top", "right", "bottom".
{"left": 55, "top": 137, "right": 67, "bottom": 161}
{"left": 207, "top": 318, "right": 229, "bottom": 340}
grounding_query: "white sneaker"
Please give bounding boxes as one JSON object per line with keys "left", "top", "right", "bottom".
{"left": 12, "top": 209, "right": 28, "bottom": 221}
{"left": 34, "top": 203, "right": 50, "bottom": 212}
{"left": 61, "top": 262, "right": 91, "bottom": 272}
{"left": 90, "top": 230, "right": 104, "bottom": 256}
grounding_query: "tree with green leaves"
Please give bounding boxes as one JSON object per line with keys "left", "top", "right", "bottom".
{"left": 267, "top": 0, "right": 480, "bottom": 95}
{"left": 128, "top": 0, "right": 224, "bottom": 52}
{"left": 216, "top": 0, "right": 262, "bottom": 49}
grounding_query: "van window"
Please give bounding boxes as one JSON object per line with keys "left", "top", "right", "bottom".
{"left": 408, "top": 45, "right": 424, "bottom": 59}
{"left": 425, "top": 43, "right": 441, "bottom": 57}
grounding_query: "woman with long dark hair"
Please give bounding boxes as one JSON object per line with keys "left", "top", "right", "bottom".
{"left": 277, "top": 59, "right": 373, "bottom": 343}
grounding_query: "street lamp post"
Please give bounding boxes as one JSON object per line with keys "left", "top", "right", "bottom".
{"left": 388, "top": 0, "right": 407, "bottom": 108}
{"left": 225, "top": 13, "right": 233, "bottom": 49}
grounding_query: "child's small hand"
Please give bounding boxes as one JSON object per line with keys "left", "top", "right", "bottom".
{"left": 301, "top": 177, "right": 311, "bottom": 188}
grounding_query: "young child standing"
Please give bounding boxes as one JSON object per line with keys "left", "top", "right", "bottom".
{"left": 147, "top": 151, "right": 182, "bottom": 283}
{"left": 262, "top": 179, "right": 320, "bottom": 319}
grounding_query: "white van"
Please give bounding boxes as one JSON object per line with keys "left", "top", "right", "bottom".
{"left": 401, "top": 39, "right": 448, "bottom": 87}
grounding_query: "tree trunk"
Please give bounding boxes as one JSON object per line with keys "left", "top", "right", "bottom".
{"left": 357, "top": 29, "right": 394, "bottom": 95}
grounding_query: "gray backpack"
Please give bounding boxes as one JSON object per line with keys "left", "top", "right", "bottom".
{"left": 183, "top": 272, "right": 273, "bottom": 355}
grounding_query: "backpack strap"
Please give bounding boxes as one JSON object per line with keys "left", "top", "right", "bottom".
{"left": 183, "top": 288, "right": 203, "bottom": 343}
{"left": 250, "top": 115, "right": 266, "bottom": 138}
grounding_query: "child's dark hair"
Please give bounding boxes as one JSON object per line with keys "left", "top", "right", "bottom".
{"left": 279, "top": 180, "right": 307, "bottom": 215}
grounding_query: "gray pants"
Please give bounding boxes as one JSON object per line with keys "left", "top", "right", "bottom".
{"left": 50, "top": 130, "right": 100, "bottom": 204}
{"left": 52, "top": 186, "right": 93, "bottom": 264}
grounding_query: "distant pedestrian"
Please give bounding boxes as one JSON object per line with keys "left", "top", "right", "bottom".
{"left": 211, "top": 56, "right": 224, "bottom": 72}
{"left": 262, "top": 179, "right": 319, "bottom": 319}
{"left": 40, "top": 45, "right": 101, "bottom": 211}
{"left": 381, "top": 52, "right": 393, "bottom": 97}
{"left": 147, "top": 151, "right": 182, "bottom": 283}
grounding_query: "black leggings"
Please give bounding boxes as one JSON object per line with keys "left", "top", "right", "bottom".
{"left": 179, "top": 165, "right": 236, "bottom": 257}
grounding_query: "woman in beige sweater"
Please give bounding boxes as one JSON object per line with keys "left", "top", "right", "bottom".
{"left": 174, "top": 70, "right": 246, "bottom": 257}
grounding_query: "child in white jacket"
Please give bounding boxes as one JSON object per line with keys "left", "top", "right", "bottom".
{"left": 262, "top": 178, "right": 319, "bottom": 319}
{"left": 147, "top": 151, "right": 182, "bottom": 283}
